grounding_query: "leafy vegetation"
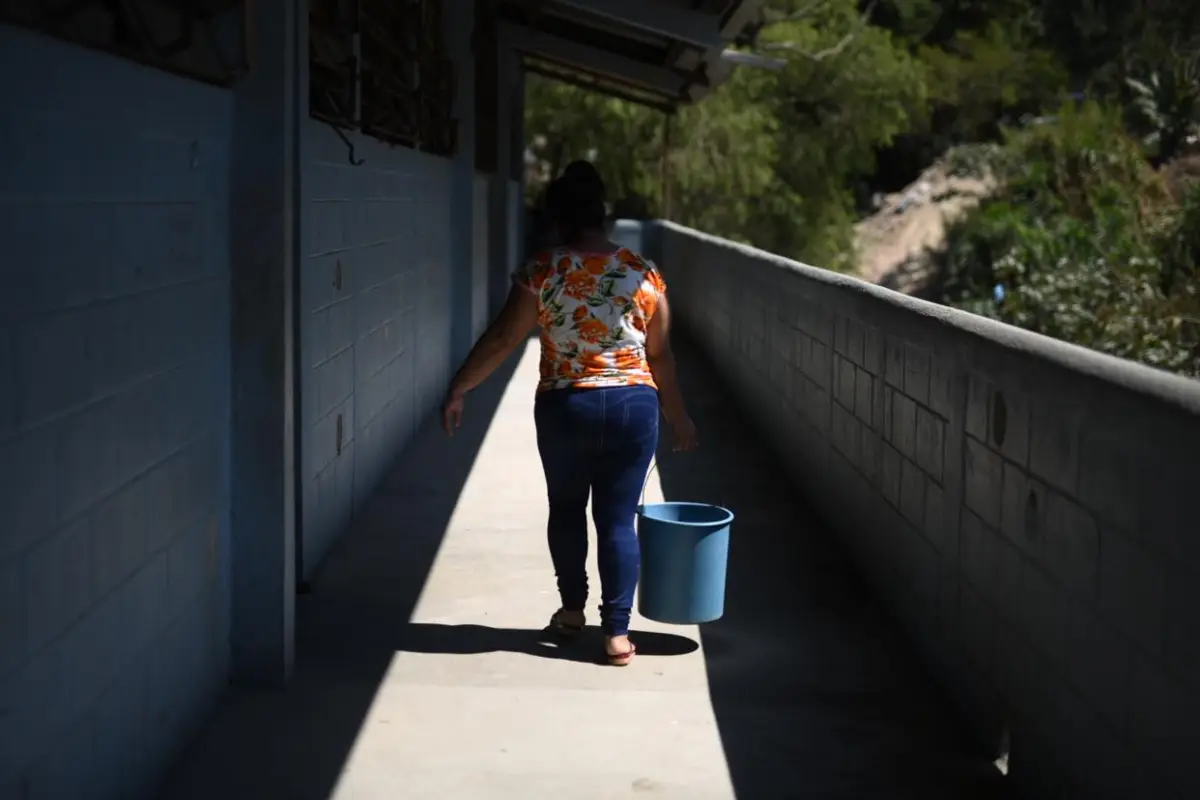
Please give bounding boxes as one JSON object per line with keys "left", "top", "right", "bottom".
{"left": 936, "top": 103, "right": 1199, "bottom": 375}
{"left": 523, "top": 0, "right": 1200, "bottom": 377}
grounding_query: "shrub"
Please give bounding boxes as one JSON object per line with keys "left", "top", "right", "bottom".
{"left": 933, "top": 101, "right": 1199, "bottom": 377}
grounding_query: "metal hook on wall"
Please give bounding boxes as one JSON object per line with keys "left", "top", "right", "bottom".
{"left": 320, "top": 89, "right": 365, "bottom": 166}
{"left": 333, "top": 124, "right": 365, "bottom": 166}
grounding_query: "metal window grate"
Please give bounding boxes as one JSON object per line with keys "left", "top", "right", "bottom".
{"left": 0, "top": 0, "right": 248, "bottom": 86}
{"left": 359, "top": 0, "right": 456, "bottom": 156}
{"left": 309, "top": 0, "right": 457, "bottom": 158}
{"left": 309, "top": 0, "right": 357, "bottom": 129}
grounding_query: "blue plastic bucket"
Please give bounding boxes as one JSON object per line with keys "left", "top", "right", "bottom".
{"left": 636, "top": 501, "right": 734, "bottom": 624}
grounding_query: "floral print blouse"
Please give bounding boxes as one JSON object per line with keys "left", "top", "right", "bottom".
{"left": 513, "top": 246, "right": 667, "bottom": 393}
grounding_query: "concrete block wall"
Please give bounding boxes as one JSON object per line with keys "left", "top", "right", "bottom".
{"left": 299, "top": 123, "right": 455, "bottom": 578}
{"left": 654, "top": 221, "right": 1200, "bottom": 800}
{"left": 0, "top": 27, "right": 232, "bottom": 797}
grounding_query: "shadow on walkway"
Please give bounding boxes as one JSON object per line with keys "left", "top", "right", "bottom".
{"left": 655, "top": 339, "right": 1010, "bottom": 800}
{"left": 158, "top": 352, "right": 528, "bottom": 800}
{"left": 396, "top": 623, "right": 697, "bottom": 663}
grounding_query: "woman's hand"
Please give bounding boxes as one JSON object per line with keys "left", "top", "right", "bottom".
{"left": 442, "top": 388, "right": 466, "bottom": 436}
{"left": 669, "top": 415, "right": 699, "bottom": 452}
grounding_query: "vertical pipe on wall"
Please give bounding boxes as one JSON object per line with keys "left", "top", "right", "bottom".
{"left": 487, "top": 40, "right": 518, "bottom": 316}
{"left": 447, "top": 0, "right": 478, "bottom": 366}
{"left": 660, "top": 111, "right": 672, "bottom": 220}
{"left": 229, "top": 0, "right": 299, "bottom": 685}
{"left": 290, "top": 0, "right": 307, "bottom": 592}
{"left": 508, "top": 61, "right": 525, "bottom": 274}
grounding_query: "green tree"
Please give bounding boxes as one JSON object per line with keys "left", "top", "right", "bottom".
{"left": 732, "top": 0, "right": 931, "bottom": 264}
{"left": 523, "top": 76, "right": 664, "bottom": 211}
{"left": 525, "top": 0, "right": 930, "bottom": 268}
{"left": 664, "top": 67, "right": 787, "bottom": 248}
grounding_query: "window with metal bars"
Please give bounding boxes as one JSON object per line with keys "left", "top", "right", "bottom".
{"left": 309, "top": 0, "right": 357, "bottom": 129}
{"left": 0, "top": 0, "right": 248, "bottom": 86}
{"left": 309, "top": 0, "right": 457, "bottom": 158}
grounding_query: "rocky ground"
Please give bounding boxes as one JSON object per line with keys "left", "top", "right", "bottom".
{"left": 854, "top": 160, "right": 995, "bottom": 295}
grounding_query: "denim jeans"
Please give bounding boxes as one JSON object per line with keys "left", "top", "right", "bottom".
{"left": 534, "top": 385, "right": 660, "bottom": 636}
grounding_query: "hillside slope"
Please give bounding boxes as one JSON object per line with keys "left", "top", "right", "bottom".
{"left": 855, "top": 160, "right": 994, "bottom": 294}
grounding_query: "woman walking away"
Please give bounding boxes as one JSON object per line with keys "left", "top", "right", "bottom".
{"left": 441, "top": 161, "right": 698, "bottom": 666}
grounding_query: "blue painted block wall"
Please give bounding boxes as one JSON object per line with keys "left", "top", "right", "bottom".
{"left": 0, "top": 27, "right": 233, "bottom": 798}
{"left": 299, "top": 123, "right": 455, "bottom": 578}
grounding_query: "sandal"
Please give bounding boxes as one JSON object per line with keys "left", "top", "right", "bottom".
{"left": 547, "top": 609, "right": 585, "bottom": 638}
{"left": 606, "top": 640, "right": 637, "bottom": 667}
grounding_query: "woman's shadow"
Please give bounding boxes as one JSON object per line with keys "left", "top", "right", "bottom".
{"left": 395, "top": 623, "right": 699, "bottom": 664}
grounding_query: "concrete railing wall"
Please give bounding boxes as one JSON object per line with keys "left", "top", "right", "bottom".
{"left": 652, "top": 221, "right": 1200, "bottom": 800}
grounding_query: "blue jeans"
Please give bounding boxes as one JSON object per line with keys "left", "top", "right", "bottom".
{"left": 534, "top": 385, "right": 659, "bottom": 636}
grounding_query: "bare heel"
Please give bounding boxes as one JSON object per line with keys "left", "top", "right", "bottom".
{"left": 605, "top": 639, "right": 636, "bottom": 666}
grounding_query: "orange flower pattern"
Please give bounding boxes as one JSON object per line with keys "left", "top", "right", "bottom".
{"left": 514, "top": 247, "right": 667, "bottom": 393}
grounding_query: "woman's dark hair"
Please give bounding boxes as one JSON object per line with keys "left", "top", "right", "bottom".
{"left": 546, "top": 160, "right": 607, "bottom": 245}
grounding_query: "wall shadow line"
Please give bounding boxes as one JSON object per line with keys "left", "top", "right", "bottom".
{"left": 157, "top": 344, "right": 528, "bottom": 800}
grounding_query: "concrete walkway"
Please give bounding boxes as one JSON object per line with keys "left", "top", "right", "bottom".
{"left": 159, "top": 338, "right": 1008, "bottom": 800}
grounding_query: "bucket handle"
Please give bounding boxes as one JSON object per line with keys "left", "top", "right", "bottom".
{"left": 639, "top": 459, "right": 660, "bottom": 508}
{"left": 638, "top": 457, "right": 729, "bottom": 512}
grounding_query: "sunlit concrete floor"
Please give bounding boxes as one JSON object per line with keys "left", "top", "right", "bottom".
{"left": 158, "top": 337, "right": 1008, "bottom": 800}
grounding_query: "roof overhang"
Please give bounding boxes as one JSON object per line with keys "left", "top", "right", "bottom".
{"left": 495, "top": 0, "right": 767, "bottom": 112}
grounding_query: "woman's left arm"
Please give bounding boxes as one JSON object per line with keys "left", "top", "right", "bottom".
{"left": 443, "top": 285, "right": 538, "bottom": 434}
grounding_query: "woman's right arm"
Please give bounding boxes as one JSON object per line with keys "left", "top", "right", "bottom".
{"left": 645, "top": 293, "right": 698, "bottom": 451}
